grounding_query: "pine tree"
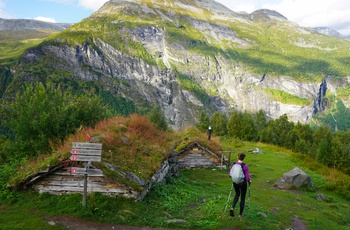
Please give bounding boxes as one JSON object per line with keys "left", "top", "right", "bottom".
{"left": 196, "top": 111, "right": 210, "bottom": 132}
{"left": 210, "top": 111, "right": 227, "bottom": 136}
{"left": 149, "top": 107, "right": 168, "bottom": 131}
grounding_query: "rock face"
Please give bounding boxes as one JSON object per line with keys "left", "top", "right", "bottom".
{"left": 20, "top": 38, "right": 213, "bottom": 129}
{"left": 274, "top": 167, "right": 313, "bottom": 189}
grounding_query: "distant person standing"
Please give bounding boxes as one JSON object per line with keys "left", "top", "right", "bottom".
{"left": 208, "top": 126, "right": 212, "bottom": 140}
{"left": 229, "top": 152, "right": 251, "bottom": 219}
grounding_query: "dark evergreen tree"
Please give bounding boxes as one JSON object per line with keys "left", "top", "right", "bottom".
{"left": 241, "top": 111, "right": 258, "bottom": 141}
{"left": 285, "top": 129, "right": 300, "bottom": 150}
{"left": 315, "top": 127, "right": 333, "bottom": 166}
{"left": 196, "top": 111, "right": 210, "bottom": 133}
{"left": 259, "top": 126, "right": 277, "bottom": 144}
{"left": 210, "top": 111, "right": 228, "bottom": 136}
{"left": 227, "top": 110, "right": 242, "bottom": 139}
{"left": 331, "top": 131, "right": 350, "bottom": 174}
{"left": 334, "top": 100, "right": 350, "bottom": 131}
{"left": 293, "top": 122, "right": 314, "bottom": 147}
{"left": 255, "top": 109, "right": 268, "bottom": 133}
{"left": 294, "top": 139, "right": 309, "bottom": 154}
{"left": 149, "top": 107, "right": 168, "bottom": 131}
{"left": 271, "top": 114, "right": 294, "bottom": 147}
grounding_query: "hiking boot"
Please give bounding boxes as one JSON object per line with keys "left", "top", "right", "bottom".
{"left": 229, "top": 209, "right": 234, "bottom": 217}
{"left": 238, "top": 214, "right": 243, "bottom": 220}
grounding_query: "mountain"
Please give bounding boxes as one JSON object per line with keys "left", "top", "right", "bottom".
{"left": 0, "top": 18, "right": 71, "bottom": 31}
{"left": 2, "top": 0, "right": 350, "bottom": 130}
{"left": 0, "top": 18, "right": 71, "bottom": 66}
{"left": 312, "top": 26, "right": 348, "bottom": 39}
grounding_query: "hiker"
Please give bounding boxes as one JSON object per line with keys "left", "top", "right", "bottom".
{"left": 208, "top": 126, "right": 212, "bottom": 140}
{"left": 229, "top": 152, "right": 251, "bottom": 219}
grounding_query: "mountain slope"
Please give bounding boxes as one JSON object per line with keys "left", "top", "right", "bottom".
{"left": 0, "top": 18, "right": 71, "bottom": 31}
{"left": 3, "top": 0, "right": 350, "bottom": 129}
{"left": 0, "top": 18, "right": 70, "bottom": 66}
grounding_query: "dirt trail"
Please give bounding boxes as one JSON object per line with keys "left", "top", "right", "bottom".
{"left": 46, "top": 216, "right": 188, "bottom": 230}
{"left": 46, "top": 216, "right": 244, "bottom": 230}
{"left": 46, "top": 215, "right": 306, "bottom": 230}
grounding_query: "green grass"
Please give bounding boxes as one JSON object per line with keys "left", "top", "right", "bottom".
{"left": 1, "top": 140, "right": 350, "bottom": 229}
{"left": 262, "top": 88, "right": 311, "bottom": 106}
{"left": 0, "top": 30, "right": 57, "bottom": 66}
{"left": 0, "top": 202, "right": 65, "bottom": 230}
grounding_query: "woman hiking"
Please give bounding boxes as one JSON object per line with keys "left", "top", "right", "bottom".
{"left": 228, "top": 152, "right": 251, "bottom": 219}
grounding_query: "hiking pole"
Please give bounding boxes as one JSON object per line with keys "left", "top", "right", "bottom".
{"left": 247, "top": 183, "right": 251, "bottom": 209}
{"left": 224, "top": 183, "right": 234, "bottom": 212}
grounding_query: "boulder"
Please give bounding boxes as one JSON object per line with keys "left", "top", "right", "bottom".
{"left": 274, "top": 167, "right": 313, "bottom": 189}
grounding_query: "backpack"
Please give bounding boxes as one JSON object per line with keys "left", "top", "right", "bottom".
{"left": 230, "top": 163, "right": 245, "bottom": 184}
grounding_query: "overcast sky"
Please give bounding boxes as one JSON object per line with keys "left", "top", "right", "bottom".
{"left": 1, "top": 0, "right": 350, "bottom": 35}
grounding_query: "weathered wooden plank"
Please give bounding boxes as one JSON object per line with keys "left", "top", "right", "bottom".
{"left": 70, "top": 155, "right": 101, "bottom": 162}
{"left": 54, "top": 171, "right": 103, "bottom": 177}
{"left": 42, "top": 175, "right": 105, "bottom": 182}
{"left": 37, "top": 189, "right": 137, "bottom": 198}
{"left": 34, "top": 185, "right": 130, "bottom": 193}
{"left": 35, "top": 180, "right": 107, "bottom": 187}
{"left": 70, "top": 149, "right": 102, "bottom": 156}
{"left": 70, "top": 167, "right": 103, "bottom": 175}
{"left": 42, "top": 190, "right": 137, "bottom": 197}
{"left": 72, "top": 142, "right": 102, "bottom": 149}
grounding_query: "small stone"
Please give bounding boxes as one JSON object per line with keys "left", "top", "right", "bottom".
{"left": 257, "top": 212, "right": 267, "bottom": 217}
{"left": 48, "top": 221, "right": 56, "bottom": 226}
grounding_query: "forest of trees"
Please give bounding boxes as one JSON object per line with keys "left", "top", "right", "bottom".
{"left": 196, "top": 110, "right": 350, "bottom": 176}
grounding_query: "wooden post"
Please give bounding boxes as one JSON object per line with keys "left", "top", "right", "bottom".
{"left": 221, "top": 153, "right": 224, "bottom": 170}
{"left": 83, "top": 173, "right": 87, "bottom": 207}
{"left": 228, "top": 151, "right": 232, "bottom": 167}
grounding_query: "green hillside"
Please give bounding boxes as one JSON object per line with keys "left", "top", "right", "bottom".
{"left": 0, "top": 30, "right": 57, "bottom": 66}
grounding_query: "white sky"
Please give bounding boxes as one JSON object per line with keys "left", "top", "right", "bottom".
{"left": 1, "top": 0, "right": 350, "bottom": 35}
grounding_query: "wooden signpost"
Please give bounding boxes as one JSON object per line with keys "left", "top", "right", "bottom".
{"left": 70, "top": 142, "right": 102, "bottom": 207}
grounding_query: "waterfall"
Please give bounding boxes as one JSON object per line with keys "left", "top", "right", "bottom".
{"left": 313, "top": 77, "right": 328, "bottom": 114}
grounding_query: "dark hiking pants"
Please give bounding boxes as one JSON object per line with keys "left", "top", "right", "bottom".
{"left": 232, "top": 181, "right": 247, "bottom": 215}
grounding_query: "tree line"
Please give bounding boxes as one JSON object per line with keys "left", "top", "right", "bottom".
{"left": 196, "top": 110, "right": 350, "bottom": 176}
